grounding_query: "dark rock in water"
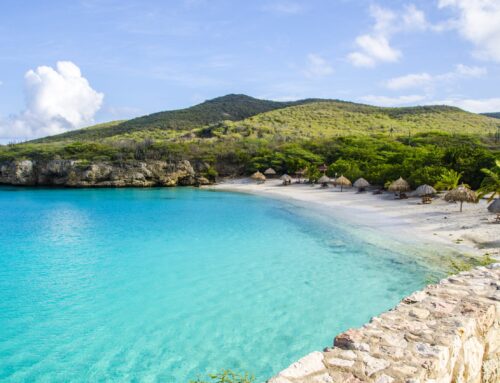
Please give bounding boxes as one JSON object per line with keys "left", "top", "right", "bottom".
{"left": 0, "top": 159, "right": 207, "bottom": 188}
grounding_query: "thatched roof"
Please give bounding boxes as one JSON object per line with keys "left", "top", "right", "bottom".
{"left": 487, "top": 198, "right": 500, "bottom": 213}
{"left": 280, "top": 174, "right": 292, "bottom": 181}
{"left": 318, "top": 175, "right": 330, "bottom": 184}
{"left": 251, "top": 171, "right": 266, "bottom": 181}
{"left": 353, "top": 177, "right": 370, "bottom": 188}
{"left": 388, "top": 177, "right": 410, "bottom": 192}
{"left": 415, "top": 184, "right": 437, "bottom": 196}
{"left": 444, "top": 184, "right": 477, "bottom": 203}
{"left": 336, "top": 175, "right": 352, "bottom": 186}
{"left": 264, "top": 168, "right": 276, "bottom": 175}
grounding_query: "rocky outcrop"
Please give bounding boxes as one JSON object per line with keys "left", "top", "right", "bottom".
{"left": 0, "top": 159, "right": 210, "bottom": 187}
{"left": 269, "top": 265, "right": 500, "bottom": 383}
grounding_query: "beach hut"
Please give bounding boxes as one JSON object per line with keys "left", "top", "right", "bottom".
{"left": 336, "top": 175, "right": 352, "bottom": 192}
{"left": 318, "top": 164, "right": 328, "bottom": 174}
{"left": 264, "top": 168, "right": 277, "bottom": 178}
{"left": 251, "top": 171, "right": 266, "bottom": 184}
{"left": 280, "top": 174, "right": 292, "bottom": 185}
{"left": 388, "top": 177, "right": 410, "bottom": 199}
{"left": 415, "top": 184, "right": 437, "bottom": 204}
{"left": 353, "top": 177, "right": 370, "bottom": 192}
{"left": 487, "top": 198, "right": 500, "bottom": 222}
{"left": 318, "top": 175, "right": 330, "bottom": 187}
{"left": 444, "top": 184, "right": 477, "bottom": 212}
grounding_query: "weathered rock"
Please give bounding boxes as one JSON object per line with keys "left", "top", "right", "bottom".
{"left": 268, "top": 265, "right": 500, "bottom": 383}
{"left": 0, "top": 159, "right": 204, "bottom": 187}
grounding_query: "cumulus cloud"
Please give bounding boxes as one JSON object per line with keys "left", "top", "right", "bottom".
{"left": 386, "top": 64, "right": 487, "bottom": 90}
{"left": 303, "top": 54, "right": 334, "bottom": 78}
{"left": 439, "top": 0, "right": 500, "bottom": 62}
{"left": 0, "top": 61, "right": 103, "bottom": 142}
{"left": 347, "top": 4, "right": 428, "bottom": 67}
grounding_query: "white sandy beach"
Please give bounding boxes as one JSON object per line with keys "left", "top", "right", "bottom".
{"left": 208, "top": 178, "right": 499, "bottom": 263}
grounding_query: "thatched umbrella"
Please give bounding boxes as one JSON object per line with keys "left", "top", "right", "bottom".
{"left": 415, "top": 184, "right": 437, "bottom": 196}
{"left": 336, "top": 175, "right": 352, "bottom": 192}
{"left": 444, "top": 184, "right": 477, "bottom": 212}
{"left": 353, "top": 177, "right": 370, "bottom": 192}
{"left": 251, "top": 171, "right": 266, "bottom": 183}
{"left": 280, "top": 174, "right": 292, "bottom": 185}
{"left": 318, "top": 164, "right": 328, "bottom": 174}
{"left": 487, "top": 198, "right": 500, "bottom": 222}
{"left": 318, "top": 175, "right": 330, "bottom": 187}
{"left": 389, "top": 177, "right": 410, "bottom": 198}
{"left": 264, "top": 168, "right": 276, "bottom": 177}
{"left": 415, "top": 184, "right": 437, "bottom": 204}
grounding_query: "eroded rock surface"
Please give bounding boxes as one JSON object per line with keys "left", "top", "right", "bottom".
{"left": 0, "top": 159, "right": 210, "bottom": 187}
{"left": 269, "top": 265, "right": 500, "bottom": 383}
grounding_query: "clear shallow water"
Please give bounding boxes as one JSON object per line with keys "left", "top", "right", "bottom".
{"left": 0, "top": 187, "right": 436, "bottom": 382}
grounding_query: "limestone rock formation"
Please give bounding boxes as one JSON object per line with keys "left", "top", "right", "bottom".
{"left": 0, "top": 159, "right": 209, "bottom": 187}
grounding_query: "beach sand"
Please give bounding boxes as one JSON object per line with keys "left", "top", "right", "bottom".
{"left": 208, "top": 179, "right": 499, "bottom": 264}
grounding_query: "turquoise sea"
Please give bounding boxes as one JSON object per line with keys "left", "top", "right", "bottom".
{"left": 0, "top": 187, "right": 438, "bottom": 382}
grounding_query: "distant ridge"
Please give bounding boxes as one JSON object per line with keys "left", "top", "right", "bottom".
{"left": 482, "top": 112, "right": 500, "bottom": 119}
{"left": 32, "top": 94, "right": 318, "bottom": 143}
{"left": 30, "top": 94, "right": 499, "bottom": 144}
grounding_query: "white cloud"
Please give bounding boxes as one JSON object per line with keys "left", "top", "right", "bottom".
{"left": 439, "top": 0, "right": 500, "bottom": 62}
{"left": 386, "top": 64, "right": 486, "bottom": 90}
{"left": 303, "top": 54, "right": 334, "bottom": 78}
{"left": 360, "top": 94, "right": 426, "bottom": 106}
{"left": 428, "top": 97, "right": 500, "bottom": 113}
{"left": 0, "top": 61, "right": 103, "bottom": 141}
{"left": 347, "top": 4, "right": 428, "bottom": 67}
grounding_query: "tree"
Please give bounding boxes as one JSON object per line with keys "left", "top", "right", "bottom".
{"left": 434, "top": 169, "right": 463, "bottom": 191}
{"left": 478, "top": 159, "right": 500, "bottom": 202}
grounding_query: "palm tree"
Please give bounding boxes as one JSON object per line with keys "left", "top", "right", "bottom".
{"left": 478, "top": 160, "right": 500, "bottom": 202}
{"left": 434, "top": 169, "right": 463, "bottom": 191}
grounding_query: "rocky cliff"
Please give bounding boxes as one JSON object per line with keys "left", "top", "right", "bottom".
{"left": 0, "top": 159, "right": 211, "bottom": 187}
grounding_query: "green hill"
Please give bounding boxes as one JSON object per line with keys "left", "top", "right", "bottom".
{"left": 482, "top": 112, "right": 500, "bottom": 119}
{"left": 217, "top": 101, "right": 499, "bottom": 139}
{"left": 2, "top": 94, "right": 498, "bottom": 190}
{"left": 33, "top": 94, "right": 317, "bottom": 143}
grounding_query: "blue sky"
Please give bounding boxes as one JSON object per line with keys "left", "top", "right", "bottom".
{"left": 0, "top": 0, "right": 499, "bottom": 141}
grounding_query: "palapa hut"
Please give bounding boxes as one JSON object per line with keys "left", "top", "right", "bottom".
{"left": 415, "top": 184, "right": 437, "bottom": 204}
{"left": 251, "top": 171, "right": 266, "bottom": 184}
{"left": 353, "top": 177, "right": 370, "bottom": 192}
{"left": 318, "top": 164, "right": 328, "bottom": 174}
{"left": 318, "top": 175, "right": 330, "bottom": 187}
{"left": 264, "top": 168, "right": 277, "bottom": 178}
{"left": 388, "top": 177, "right": 410, "bottom": 199}
{"left": 487, "top": 198, "right": 500, "bottom": 222}
{"left": 280, "top": 174, "right": 292, "bottom": 186}
{"left": 444, "top": 184, "right": 477, "bottom": 212}
{"left": 336, "top": 175, "right": 352, "bottom": 192}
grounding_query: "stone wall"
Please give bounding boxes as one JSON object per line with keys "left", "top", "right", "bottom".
{"left": 268, "top": 265, "right": 499, "bottom": 383}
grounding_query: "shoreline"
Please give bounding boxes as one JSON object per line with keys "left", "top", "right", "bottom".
{"left": 207, "top": 178, "right": 499, "bottom": 264}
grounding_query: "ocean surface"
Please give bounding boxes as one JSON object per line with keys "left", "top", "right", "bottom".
{"left": 0, "top": 187, "right": 439, "bottom": 382}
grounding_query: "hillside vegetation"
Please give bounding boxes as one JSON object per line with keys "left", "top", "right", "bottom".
{"left": 33, "top": 94, "right": 316, "bottom": 143}
{"left": 1, "top": 94, "right": 499, "bottom": 189}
